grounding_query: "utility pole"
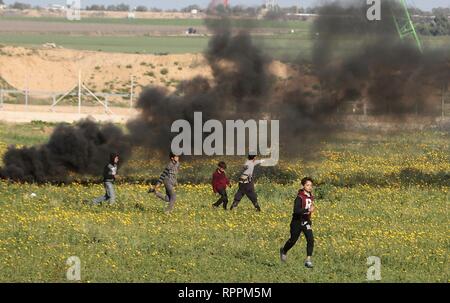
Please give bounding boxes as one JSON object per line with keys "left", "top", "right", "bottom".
{"left": 391, "top": 0, "right": 423, "bottom": 53}
{"left": 130, "top": 75, "right": 134, "bottom": 110}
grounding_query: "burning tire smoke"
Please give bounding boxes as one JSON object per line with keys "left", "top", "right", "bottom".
{"left": 0, "top": 120, "right": 131, "bottom": 183}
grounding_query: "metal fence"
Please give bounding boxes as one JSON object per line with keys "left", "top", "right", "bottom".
{"left": 0, "top": 72, "right": 135, "bottom": 115}
{"left": 0, "top": 76, "right": 449, "bottom": 118}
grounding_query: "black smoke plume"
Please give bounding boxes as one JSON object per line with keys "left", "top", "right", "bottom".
{"left": 270, "top": 0, "right": 449, "bottom": 156}
{"left": 126, "top": 18, "right": 273, "bottom": 151}
{"left": 0, "top": 119, "right": 131, "bottom": 183}
{"left": 307, "top": 0, "right": 450, "bottom": 115}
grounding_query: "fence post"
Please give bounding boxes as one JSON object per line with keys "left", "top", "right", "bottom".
{"left": 442, "top": 86, "right": 446, "bottom": 118}
{"left": 130, "top": 75, "right": 134, "bottom": 110}
{"left": 105, "top": 95, "right": 109, "bottom": 114}
{"left": 25, "top": 87, "right": 29, "bottom": 110}
{"left": 78, "top": 70, "right": 82, "bottom": 115}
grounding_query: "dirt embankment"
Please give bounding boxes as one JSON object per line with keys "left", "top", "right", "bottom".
{"left": 0, "top": 45, "right": 297, "bottom": 96}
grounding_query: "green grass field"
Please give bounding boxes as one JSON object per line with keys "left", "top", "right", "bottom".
{"left": 1, "top": 33, "right": 448, "bottom": 61}
{"left": 0, "top": 15, "right": 313, "bottom": 29}
{"left": 0, "top": 122, "right": 448, "bottom": 282}
{"left": 1, "top": 15, "right": 449, "bottom": 60}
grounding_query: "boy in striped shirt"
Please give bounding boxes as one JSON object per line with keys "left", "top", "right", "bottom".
{"left": 148, "top": 152, "right": 180, "bottom": 213}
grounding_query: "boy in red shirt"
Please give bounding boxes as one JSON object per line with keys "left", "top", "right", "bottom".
{"left": 211, "top": 161, "right": 231, "bottom": 210}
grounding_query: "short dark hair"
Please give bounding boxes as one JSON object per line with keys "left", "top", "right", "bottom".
{"left": 169, "top": 152, "right": 179, "bottom": 159}
{"left": 248, "top": 154, "right": 257, "bottom": 160}
{"left": 218, "top": 161, "right": 227, "bottom": 169}
{"left": 109, "top": 153, "right": 119, "bottom": 163}
{"left": 301, "top": 177, "right": 313, "bottom": 186}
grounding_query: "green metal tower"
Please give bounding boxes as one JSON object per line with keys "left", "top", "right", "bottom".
{"left": 391, "top": 0, "right": 423, "bottom": 52}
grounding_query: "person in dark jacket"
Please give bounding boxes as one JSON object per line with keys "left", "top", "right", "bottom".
{"left": 211, "top": 161, "right": 231, "bottom": 210}
{"left": 148, "top": 152, "right": 180, "bottom": 213}
{"left": 280, "top": 177, "right": 316, "bottom": 268}
{"left": 92, "top": 153, "right": 119, "bottom": 205}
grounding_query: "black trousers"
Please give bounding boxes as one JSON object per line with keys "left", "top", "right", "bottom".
{"left": 231, "top": 182, "right": 260, "bottom": 210}
{"left": 282, "top": 219, "right": 314, "bottom": 257}
{"left": 213, "top": 188, "right": 228, "bottom": 209}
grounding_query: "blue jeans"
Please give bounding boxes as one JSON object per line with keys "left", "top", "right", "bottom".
{"left": 92, "top": 181, "right": 116, "bottom": 205}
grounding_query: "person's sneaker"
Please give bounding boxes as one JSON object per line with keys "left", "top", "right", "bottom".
{"left": 255, "top": 206, "right": 261, "bottom": 212}
{"left": 304, "top": 260, "right": 314, "bottom": 268}
{"left": 280, "top": 248, "right": 287, "bottom": 262}
{"left": 212, "top": 203, "right": 220, "bottom": 208}
{"left": 147, "top": 187, "right": 155, "bottom": 193}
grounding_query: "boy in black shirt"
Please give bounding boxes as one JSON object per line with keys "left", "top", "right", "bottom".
{"left": 92, "top": 153, "right": 119, "bottom": 205}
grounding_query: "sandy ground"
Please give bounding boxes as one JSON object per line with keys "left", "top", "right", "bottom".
{"left": 0, "top": 46, "right": 211, "bottom": 94}
{"left": 0, "top": 46, "right": 293, "bottom": 95}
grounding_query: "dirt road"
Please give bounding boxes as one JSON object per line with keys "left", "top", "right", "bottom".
{"left": 0, "top": 104, "right": 138, "bottom": 123}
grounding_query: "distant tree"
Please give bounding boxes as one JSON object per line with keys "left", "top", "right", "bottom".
{"left": 408, "top": 6, "right": 428, "bottom": 16}
{"left": 244, "top": 6, "right": 259, "bottom": 17}
{"left": 181, "top": 5, "right": 201, "bottom": 13}
{"left": 431, "top": 14, "right": 450, "bottom": 35}
{"left": 136, "top": 6, "right": 148, "bottom": 12}
{"left": 105, "top": 4, "right": 129, "bottom": 11}
{"left": 149, "top": 7, "right": 162, "bottom": 13}
{"left": 10, "top": 2, "right": 31, "bottom": 10}
{"left": 282, "top": 6, "right": 300, "bottom": 14}
{"left": 264, "top": 8, "right": 285, "bottom": 21}
{"left": 86, "top": 5, "right": 106, "bottom": 11}
{"left": 305, "top": 7, "right": 318, "bottom": 14}
{"left": 432, "top": 7, "right": 450, "bottom": 16}
{"left": 115, "top": 3, "right": 130, "bottom": 12}
{"left": 211, "top": 4, "right": 229, "bottom": 15}
{"left": 230, "top": 5, "right": 245, "bottom": 15}
{"left": 0, "top": 0, "right": 5, "bottom": 5}
{"left": 416, "top": 13, "right": 450, "bottom": 36}
{"left": 416, "top": 22, "right": 432, "bottom": 35}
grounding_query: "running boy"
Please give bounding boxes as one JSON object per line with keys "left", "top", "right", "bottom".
{"left": 211, "top": 161, "right": 231, "bottom": 210}
{"left": 280, "top": 177, "right": 316, "bottom": 268}
{"left": 148, "top": 152, "right": 180, "bottom": 213}
{"left": 92, "top": 153, "right": 119, "bottom": 205}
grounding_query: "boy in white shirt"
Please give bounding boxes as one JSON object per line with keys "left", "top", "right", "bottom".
{"left": 230, "top": 153, "right": 267, "bottom": 212}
